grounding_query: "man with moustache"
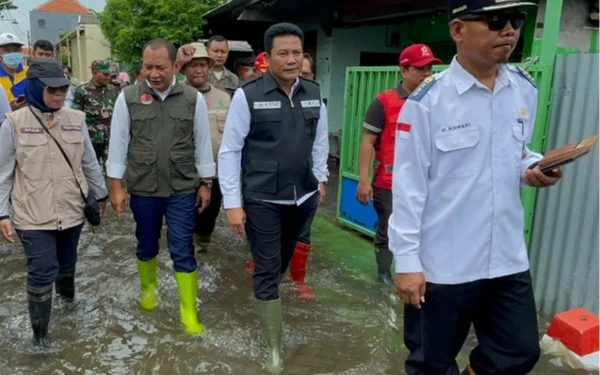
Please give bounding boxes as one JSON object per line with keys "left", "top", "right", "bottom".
{"left": 179, "top": 42, "right": 231, "bottom": 252}
{"left": 356, "top": 44, "right": 441, "bottom": 285}
{"left": 389, "top": 1, "right": 563, "bottom": 374}
{"left": 106, "top": 38, "right": 215, "bottom": 335}
{"left": 218, "top": 23, "right": 328, "bottom": 372}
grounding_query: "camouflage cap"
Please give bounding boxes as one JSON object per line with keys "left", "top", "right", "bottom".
{"left": 91, "top": 59, "right": 112, "bottom": 74}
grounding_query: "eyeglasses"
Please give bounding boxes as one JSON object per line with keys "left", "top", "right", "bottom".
{"left": 45, "top": 86, "right": 69, "bottom": 95}
{"left": 460, "top": 11, "right": 526, "bottom": 31}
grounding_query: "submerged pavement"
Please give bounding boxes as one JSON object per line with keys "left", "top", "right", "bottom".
{"left": 0, "top": 182, "right": 596, "bottom": 374}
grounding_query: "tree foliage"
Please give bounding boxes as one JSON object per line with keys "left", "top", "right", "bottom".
{"left": 0, "top": 1, "right": 17, "bottom": 12}
{"left": 99, "top": 0, "right": 224, "bottom": 64}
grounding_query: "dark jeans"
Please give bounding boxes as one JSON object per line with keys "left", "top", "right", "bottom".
{"left": 245, "top": 193, "right": 319, "bottom": 301}
{"left": 16, "top": 224, "right": 83, "bottom": 288}
{"left": 194, "top": 178, "right": 223, "bottom": 236}
{"left": 130, "top": 194, "right": 197, "bottom": 273}
{"left": 372, "top": 186, "right": 392, "bottom": 250}
{"left": 297, "top": 197, "right": 318, "bottom": 245}
{"left": 404, "top": 270, "right": 540, "bottom": 375}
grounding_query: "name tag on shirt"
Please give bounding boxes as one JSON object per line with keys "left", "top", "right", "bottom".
{"left": 301, "top": 100, "right": 320, "bottom": 108}
{"left": 20, "top": 127, "right": 43, "bottom": 134}
{"left": 254, "top": 101, "right": 281, "bottom": 110}
{"left": 61, "top": 125, "right": 81, "bottom": 132}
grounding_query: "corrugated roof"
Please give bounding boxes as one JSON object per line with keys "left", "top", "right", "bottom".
{"left": 78, "top": 13, "right": 99, "bottom": 25}
{"left": 35, "top": 0, "right": 91, "bottom": 14}
{"left": 199, "top": 39, "right": 253, "bottom": 52}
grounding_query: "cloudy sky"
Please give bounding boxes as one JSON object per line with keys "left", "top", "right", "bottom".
{"left": 0, "top": 0, "right": 106, "bottom": 43}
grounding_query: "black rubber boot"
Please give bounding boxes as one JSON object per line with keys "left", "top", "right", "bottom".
{"left": 375, "top": 247, "right": 393, "bottom": 285}
{"left": 27, "top": 284, "right": 53, "bottom": 345}
{"left": 55, "top": 265, "right": 75, "bottom": 301}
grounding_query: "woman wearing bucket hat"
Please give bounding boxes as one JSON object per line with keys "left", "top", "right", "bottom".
{"left": 0, "top": 58, "right": 107, "bottom": 345}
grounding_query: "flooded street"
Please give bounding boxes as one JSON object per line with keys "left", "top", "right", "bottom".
{"left": 0, "top": 178, "right": 597, "bottom": 375}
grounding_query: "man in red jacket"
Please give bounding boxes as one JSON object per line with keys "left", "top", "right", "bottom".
{"left": 356, "top": 44, "right": 441, "bottom": 284}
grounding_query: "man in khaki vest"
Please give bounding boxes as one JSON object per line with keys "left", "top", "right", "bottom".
{"left": 179, "top": 42, "right": 231, "bottom": 252}
{"left": 106, "top": 39, "right": 215, "bottom": 335}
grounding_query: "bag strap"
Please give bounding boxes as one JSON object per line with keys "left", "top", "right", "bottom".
{"left": 28, "top": 106, "right": 88, "bottom": 203}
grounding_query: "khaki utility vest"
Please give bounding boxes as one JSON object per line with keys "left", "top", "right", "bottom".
{"left": 201, "top": 85, "right": 230, "bottom": 161}
{"left": 8, "top": 107, "right": 88, "bottom": 230}
{"left": 123, "top": 81, "right": 199, "bottom": 197}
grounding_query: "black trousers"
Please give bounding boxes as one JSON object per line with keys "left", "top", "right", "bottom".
{"left": 372, "top": 186, "right": 392, "bottom": 250}
{"left": 194, "top": 178, "right": 223, "bottom": 236}
{"left": 244, "top": 193, "right": 319, "bottom": 301}
{"left": 404, "top": 270, "right": 540, "bottom": 375}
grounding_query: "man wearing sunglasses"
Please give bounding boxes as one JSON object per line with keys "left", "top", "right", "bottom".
{"left": 389, "top": 1, "right": 562, "bottom": 374}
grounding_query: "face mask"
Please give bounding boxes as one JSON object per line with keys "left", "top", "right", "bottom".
{"left": 2, "top": 52, "right": 23, "bottom": 69}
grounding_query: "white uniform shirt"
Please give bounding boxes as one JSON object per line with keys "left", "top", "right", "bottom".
{"left": 218, "top": 78, "right": 329, "bottom": 209}
{"left": 106, "top": 78, "right": 216, "bottom": 179}
{"left": 388, "top": 57, "right": 542, "bottom": 285}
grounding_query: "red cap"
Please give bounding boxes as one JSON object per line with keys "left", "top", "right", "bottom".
{"left": 254, "top": 52, "right": 269, "bottom": 73}
{"left": 399, "top": 44, "right": 442, "bottom": 67}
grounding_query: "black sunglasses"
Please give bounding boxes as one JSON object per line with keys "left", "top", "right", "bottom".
{"left": 460, "top": 11, "right": 526, "bottom": 31}
{"left": 45, "top": 86, "right": 69, "bottom": 95}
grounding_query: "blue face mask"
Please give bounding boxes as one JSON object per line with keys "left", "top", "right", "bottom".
{"left": 2, "top": 52, "right": 23, "bottom": 69}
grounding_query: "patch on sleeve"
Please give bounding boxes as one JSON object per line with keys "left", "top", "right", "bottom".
{"left": 397, "top": 122, "right": 412, "bottom": 139}
{"left": 516, "top": 66, "right": 537, "bottom": 88}
{"left": 61, "top": 125, "right": 82, "bottom": 132}
{"left": 408, "top": 76, "right": 437, "bottom": 101}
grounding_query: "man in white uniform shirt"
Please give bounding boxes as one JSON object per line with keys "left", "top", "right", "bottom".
{"left": 389, "top": 1, "right": 562, "bottom": 374}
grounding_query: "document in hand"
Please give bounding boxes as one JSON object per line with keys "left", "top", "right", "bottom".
{"left": 536, "top": 134, "right": 599, "bottom": 172}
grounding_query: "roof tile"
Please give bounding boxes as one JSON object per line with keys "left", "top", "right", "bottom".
{"left": 35, "top": 0, "right": 91, "bottom": 14}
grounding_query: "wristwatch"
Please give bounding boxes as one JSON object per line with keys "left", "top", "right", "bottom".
{"left": 200, "top": 179, "right": 213, "bottom": 188}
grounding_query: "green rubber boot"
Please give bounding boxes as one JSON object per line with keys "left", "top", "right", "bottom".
{"left": 136, "top": 258, "right": 158, "bottom": 310}
{"left": 174, "top": 270, "right": 204, "bottom": 335}
{"left": 255, "top": 298, "right": 283, "bottom": 373}
{"left": 194, "top": 233, "right": 211, "bottom": 253}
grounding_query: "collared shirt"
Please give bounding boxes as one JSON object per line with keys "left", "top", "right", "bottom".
{"left": 218, "top": 78, "right": 329, "bottom": 209}
{"left": 106, "top": 78, "right": 215, "bottom": 179}
{"left": 363, "top": 82, "right": 410, "bottom": 134}
{"left": 208, "top": 67, "right": 240, "bottom": 97}
{"left": 388, "top": 57, "right": 542, "bottom": 285}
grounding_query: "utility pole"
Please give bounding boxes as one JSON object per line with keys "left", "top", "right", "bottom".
{"left": 27, "top": 29, "right": 30, "bottom": 54}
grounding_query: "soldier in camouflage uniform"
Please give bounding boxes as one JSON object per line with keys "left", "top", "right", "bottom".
{"left": 71, "top": 59, "right": 119, "bottom": 172}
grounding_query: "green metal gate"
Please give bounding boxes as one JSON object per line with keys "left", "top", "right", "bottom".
{"left": 336, "top": 61, "right": 555, "bottom": 247}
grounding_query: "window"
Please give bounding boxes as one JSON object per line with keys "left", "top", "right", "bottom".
{"left": 38, "top": 19, "right": 46, "bottom": 29}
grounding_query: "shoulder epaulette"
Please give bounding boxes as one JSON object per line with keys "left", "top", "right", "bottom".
{"left": 515, "top": 66, "right": 537, "bottom": 88}
{"left": 408, "top": 75, "right": 437, "bottom": 101}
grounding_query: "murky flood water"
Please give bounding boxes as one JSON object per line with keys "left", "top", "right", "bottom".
{"left": 0, "top": 180, "right": 596, "bottom": 374}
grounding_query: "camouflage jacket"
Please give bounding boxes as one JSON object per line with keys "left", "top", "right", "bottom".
{"left": 71, "top": 81, "right": 119, "bottom": 129}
